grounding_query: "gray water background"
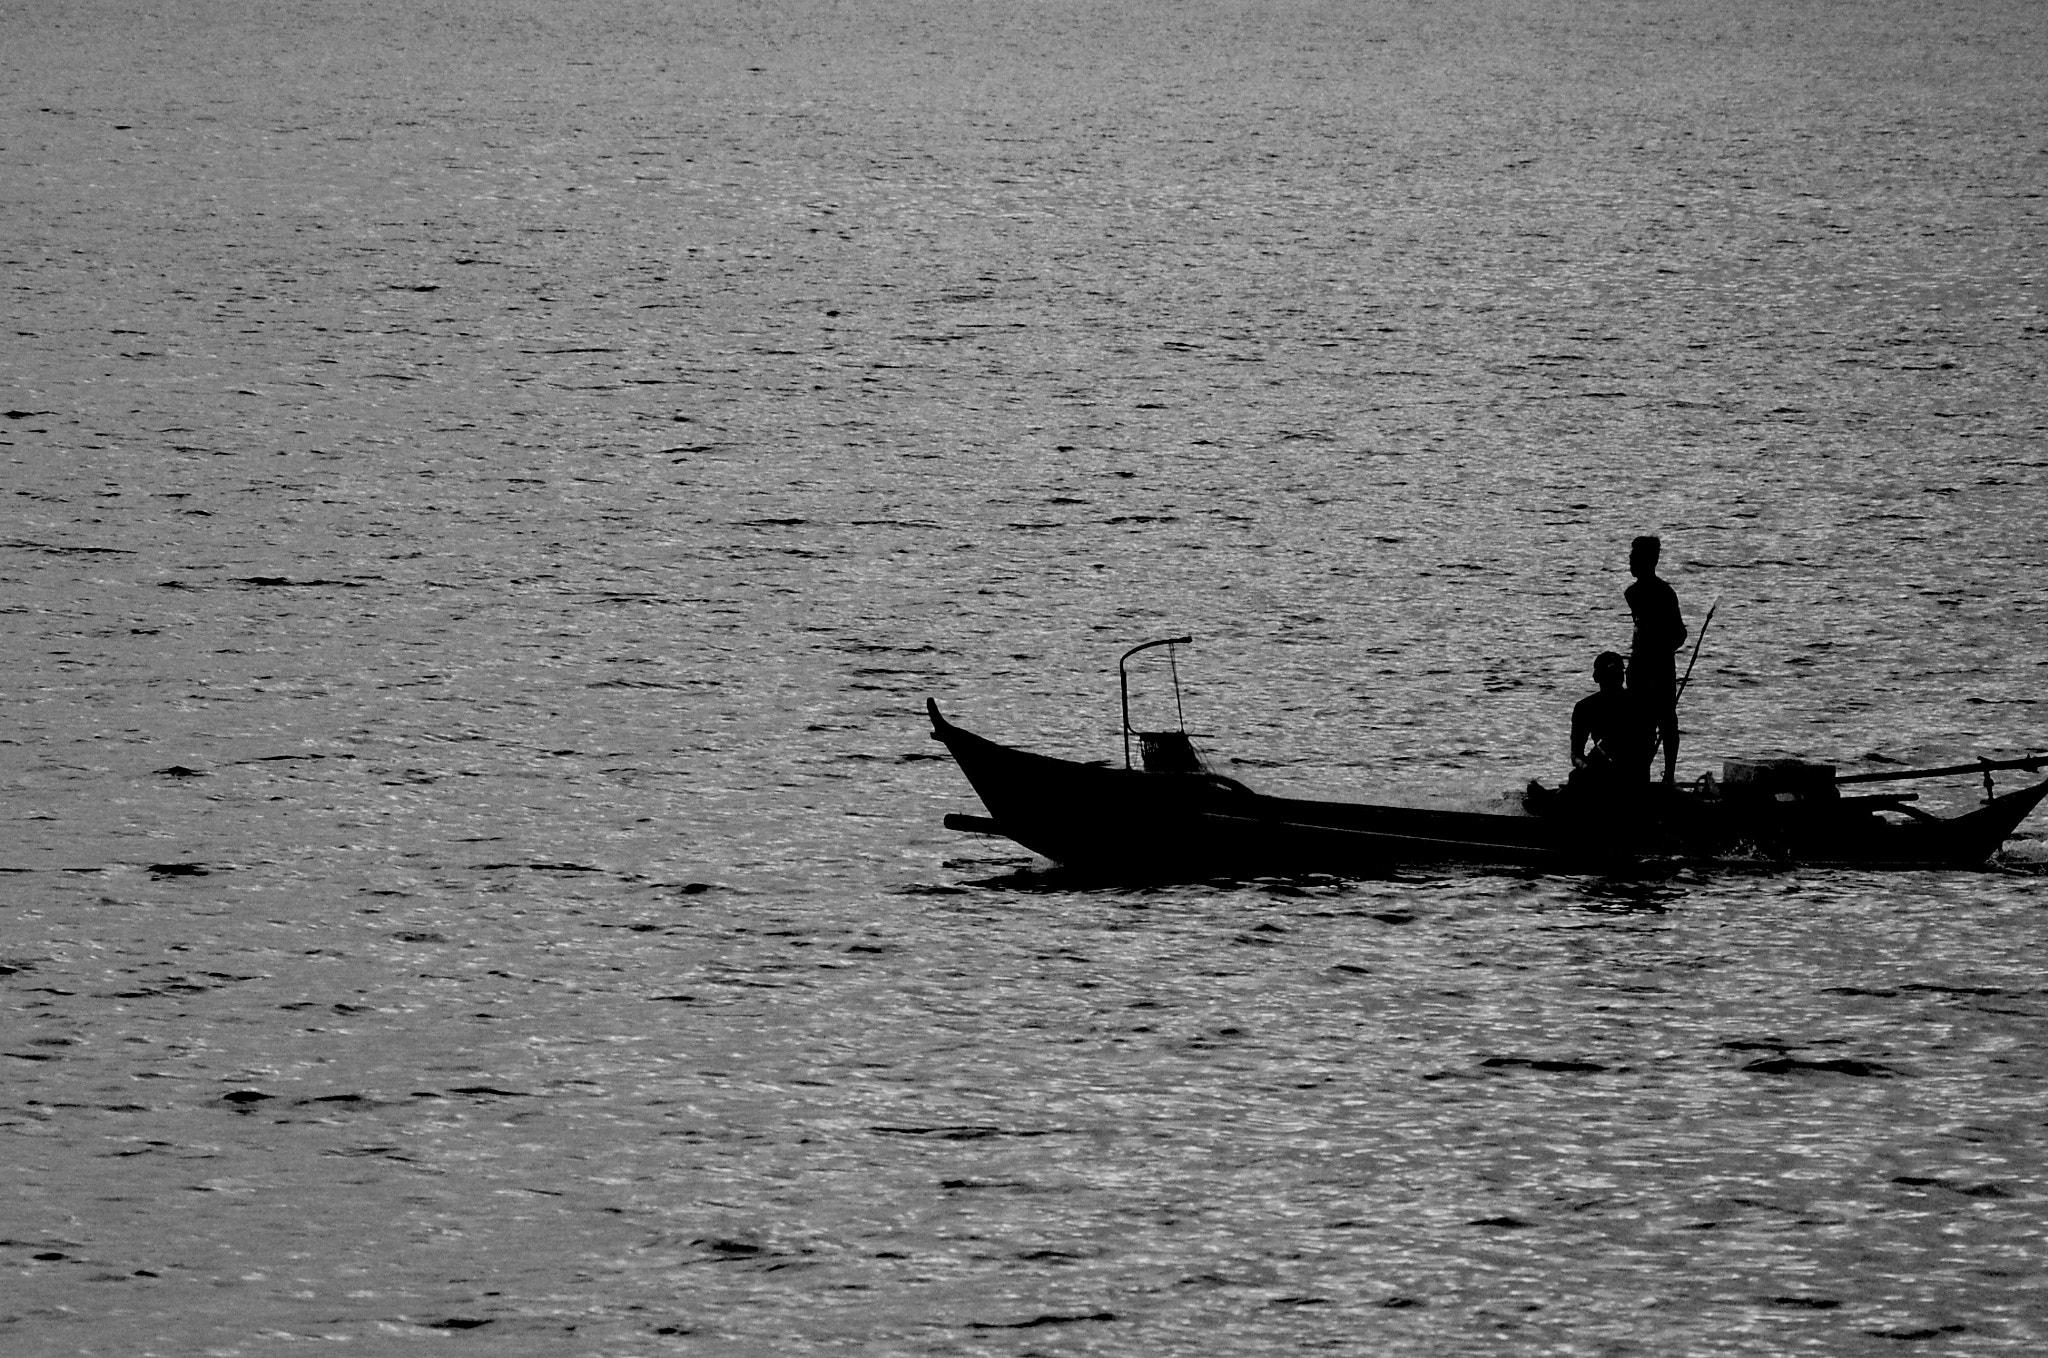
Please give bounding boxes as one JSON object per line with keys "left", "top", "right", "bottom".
{"left": 5, "top": 0, "right": 2047, "bottom": 1352}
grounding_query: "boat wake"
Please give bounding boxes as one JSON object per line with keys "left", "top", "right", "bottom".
{"left": 1991, "top": 834, "right": 2048, "bottom": 874}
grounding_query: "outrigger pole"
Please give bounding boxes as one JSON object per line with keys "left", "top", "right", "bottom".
{"left": 1837, "top": 755, "right": 2048, "bottom": 784}
{"left": 1121, "top": 636, "right": 1193, "bottom": 770}
{"left": 1837, "top": 753, "right": 2048, "bottom": 802}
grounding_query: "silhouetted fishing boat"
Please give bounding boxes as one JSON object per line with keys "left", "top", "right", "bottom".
{"left": 926, "top": 640, "right": 2048, "bottom": 876}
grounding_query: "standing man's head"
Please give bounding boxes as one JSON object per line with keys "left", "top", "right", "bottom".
{"left": 1629, "top": 535, "right": 1661, "bottom": 578}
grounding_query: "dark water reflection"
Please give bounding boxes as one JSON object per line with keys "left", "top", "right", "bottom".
{"left": 5, "top": 0, "right": 2047, "bottom": 1352}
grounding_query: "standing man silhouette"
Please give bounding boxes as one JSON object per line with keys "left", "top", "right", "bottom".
{"left": 1626, "top": 535, "right": 1685, "bottom": 784}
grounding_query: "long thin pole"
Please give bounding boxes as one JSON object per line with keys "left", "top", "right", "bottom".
{"left": 1651, "top": 597, "right": 1719, "bottom": 765}
{"left": 1674, "top": 597, "right": 1720, "bottom": 703}
{"left": 1835, "top": 755, "right": 2048, "bottom": 786}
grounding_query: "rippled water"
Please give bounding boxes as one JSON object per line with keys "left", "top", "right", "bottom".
{"left": 6, "top": 1, "right": 2047, "bottom": 1353}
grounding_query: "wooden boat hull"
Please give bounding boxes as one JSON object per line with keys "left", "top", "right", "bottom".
{"left": 927, "top": 699, "right": 2048, "bottom": 876}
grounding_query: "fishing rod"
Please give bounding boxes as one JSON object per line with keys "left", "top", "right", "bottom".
{"left": 1674, "top": 596, "right": 1720, "bottom": 703}
{"left": 1650, "top": 596, "right": 1719, "bottom": 764}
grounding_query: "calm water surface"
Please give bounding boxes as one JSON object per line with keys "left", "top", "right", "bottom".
{"left": 5, "top": 1, "right": 2047, "bottom": 1353}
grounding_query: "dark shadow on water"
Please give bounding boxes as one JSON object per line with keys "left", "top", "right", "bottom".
{"left": 952, "top": 865, "right": 1371, "bottom": 896}
{"left": 1563, "top": 875, "right": 1686, "bottom": 914}
{"left": 956, "top": 865, "right": 1251, "bottom": 895}
{"left": 947, "top": 862, "right": 1700, "bottom": 899}
{"left": 926, "top": 857, "right": 1885, "bottom": 901}
{"left": 1552, "top": 860, "right": 1808, "bottom": 912}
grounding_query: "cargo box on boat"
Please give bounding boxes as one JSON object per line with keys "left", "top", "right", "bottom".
{"left": 1723, "top": 759, "right": 1837, "bottom": 801}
